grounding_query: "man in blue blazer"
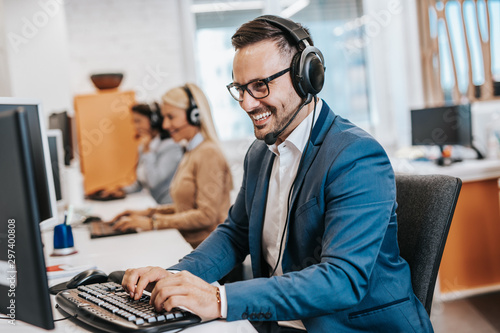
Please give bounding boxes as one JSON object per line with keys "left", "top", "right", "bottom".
{"left": 122, "top": 15, "right": 433, "bottom": 332}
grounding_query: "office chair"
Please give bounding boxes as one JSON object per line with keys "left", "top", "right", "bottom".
{"left": 395, "top": 174, "right": 462, "bottom": 315}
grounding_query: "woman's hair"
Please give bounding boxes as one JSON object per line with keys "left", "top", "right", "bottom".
{"left": 161, "top": 83, "right": 220, "bottom": 143}
{"left": 231, "top": 18, "right": 313, "bottom": 63}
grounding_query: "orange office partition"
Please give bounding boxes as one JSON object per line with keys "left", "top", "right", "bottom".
{"left": 74, "top": 90, "right": 138, "bottom": 195}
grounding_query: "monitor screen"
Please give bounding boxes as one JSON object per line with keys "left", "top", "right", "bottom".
{"left": 47, "top": 129, "right": 65, "bottom": 206}
{"left": 0, "top": 108, "right": 54, "bottom": 330}
{"left": 0, "top": 98, "right": 58, "bottom": 229}
{"left": 48, "top": 111, "right": 74, "bottom": 166}
{"left": 411, "top": 104, "right": 473, "bottom": 147}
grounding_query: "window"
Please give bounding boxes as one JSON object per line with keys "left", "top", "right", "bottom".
{"left": 420, "top": 0, "right": 500, "bottom": 105}
{"left": 191, "top": 0, "right": 369, "bottom": 140}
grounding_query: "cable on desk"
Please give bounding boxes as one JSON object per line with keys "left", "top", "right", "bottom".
{"left": 53, "top": 304, "right": 78, "bottom": 322}
{"left": 0, "top": 316, "right": 10, "bottom": 319}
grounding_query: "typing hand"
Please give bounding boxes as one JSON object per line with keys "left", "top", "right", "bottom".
{"left": 150, "top": 271, "right": 221, "bottom": 322}
{"left": 113, "top": 215, "right": 152, "bottom": 232}
{"left": 122, "top": 266, "right": 171, "bottom": 299}
{"left": 110, "top": 208, "right": 151, "bottom": 224}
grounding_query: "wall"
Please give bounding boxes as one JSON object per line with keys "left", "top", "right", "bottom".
{"left": 363, "top": 0, "right": 424, "bottom": 151}
{"left": 0, "top": 0, "right": 194, "bottom": 118}
{"left": 64, "top": 0, "right": 193, "bottom": 104}
{"left": 1, "top": 0, "right": 73, "bottom": 116}
{"left": 0, "top": 0, "right": 12, "bottom": 96}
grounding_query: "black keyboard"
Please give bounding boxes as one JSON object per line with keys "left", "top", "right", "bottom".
{"left": 56, "top": 282, "right": 201, "bottom": 332}
{"left": 89, "top": 221, "right": 137, "bottom": 239}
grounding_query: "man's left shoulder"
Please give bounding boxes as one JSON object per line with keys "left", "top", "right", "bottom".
{"left": 325, "top": 115, "right": 386, "bottom": 156}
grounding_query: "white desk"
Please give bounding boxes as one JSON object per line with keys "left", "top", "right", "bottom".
{"left": 3, "top": 192, "right": 256, "bottom": 332}
{"left": 391, "top": 157, "right": 500, "bottom": 182}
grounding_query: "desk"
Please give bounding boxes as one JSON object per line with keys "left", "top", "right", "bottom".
{"left": 2, "top": 192, "right": 256, "bottom": 332}
{"left": 392, "top": 158, "right": 500, "bottom": 300}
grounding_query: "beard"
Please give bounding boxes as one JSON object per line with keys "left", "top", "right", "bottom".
{"left": 251, "top": 99, "right": 303, "bottom": 142}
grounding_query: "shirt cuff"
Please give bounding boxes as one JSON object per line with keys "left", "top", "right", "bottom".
{"left": 219, "top": 285, "right": 228, "bottom": 318}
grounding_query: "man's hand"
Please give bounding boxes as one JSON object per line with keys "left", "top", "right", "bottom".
{"left": 151, "top": 271, "right": 221, "bottom": 321}
{"left": 122, "top": 266, "right": 172, "bottom": 299}
{"left": 122, "top": 268, "right": 221, "bottom": 322}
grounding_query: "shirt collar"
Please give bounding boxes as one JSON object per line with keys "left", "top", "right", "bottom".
{"left": 268, "top": 98, "right": 322, "bottom": 155}
{"left": 186, "top": 132, "right": 204, "bottom": 152}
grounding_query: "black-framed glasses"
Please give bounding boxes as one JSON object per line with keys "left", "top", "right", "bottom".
{"left": 226, "top": 68, "right": 291, "bottom": 102}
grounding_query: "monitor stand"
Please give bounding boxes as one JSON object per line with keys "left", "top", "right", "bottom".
{"left": 436, "top": 144, "right": 484, "bottom": 166}
{"left": 471, "top": 144, "right": 485, "bottom": 160}
{"left": 436, "top": 146, "right": 449, "bottom": 166}
{"left": 436, "top": 145, "right": 462, "bottom": 166}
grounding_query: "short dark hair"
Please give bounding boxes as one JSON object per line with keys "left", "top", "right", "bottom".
{"left": 131, "top": 103, "right": 171, "bottom": 139}
{"left": 131, "top": 103, "right": 153, "bottom": 118}
{"left": 231, "top": 17, "right": 313, "bottom": 62}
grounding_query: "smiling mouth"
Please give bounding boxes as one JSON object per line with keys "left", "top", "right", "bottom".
{"left": 251, "top": 111, "right": 271, "bottom": 125}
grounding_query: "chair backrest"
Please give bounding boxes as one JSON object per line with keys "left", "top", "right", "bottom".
{"left": 395, "top": 174, "right": 461, "bottom": 315}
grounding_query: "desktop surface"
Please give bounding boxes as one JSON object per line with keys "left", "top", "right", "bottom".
{"left": 391, "top": 157, "right": 500, "bottom": 182}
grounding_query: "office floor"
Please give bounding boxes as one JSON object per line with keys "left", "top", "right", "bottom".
{"left": 431, "top": 291, "right": 500, "bottom": 332}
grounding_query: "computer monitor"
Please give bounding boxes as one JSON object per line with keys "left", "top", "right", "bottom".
{"left": 48, "top": 111, "right": 74, "bottom": 166}
{"left": 47, "top": 129, "right": 66, "bottom": 208}
{"left": 411, "top": 104, "right": 473, "bottom": 147}
{"left": 0, "top": 108, "right": 54, "bottom": 330}
{"left": 0, "top": 98, "right": 58, "bottom": 229}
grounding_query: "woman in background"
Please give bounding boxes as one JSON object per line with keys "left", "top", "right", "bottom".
{"left": 113, "top": 83, "right": 233, "bottom": 248}
{"left": 103, "top": 103, "right": 183, "bottom": 204}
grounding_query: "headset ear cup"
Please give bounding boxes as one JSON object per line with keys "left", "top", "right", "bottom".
{"left": 188, "top": 108, "right": 200, "bottom": 126}
{"left": 303, "top": 53, "right": 325, "bottom": 95}
{"left": 290, "top": 52, "right": 306, "bottom": 98}
{"left": 150, "top": 108, "right": 162, "bottom": 130}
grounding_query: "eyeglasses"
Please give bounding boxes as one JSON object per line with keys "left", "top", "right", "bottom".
{"left": 226, "top": 68, "right": 291, "bottom": 102}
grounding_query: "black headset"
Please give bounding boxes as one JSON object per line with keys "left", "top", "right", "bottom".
{"left": 148, "top": 102, "right": 171, "bottom": 140}
{"left": 255, "top": 15, "right": 325, "bottom": 100}
{"left": 149, "top": 102, "right": 163, "bottom": 130}
{"left": 183, "top": 85, "right": 201, "bottom": 127}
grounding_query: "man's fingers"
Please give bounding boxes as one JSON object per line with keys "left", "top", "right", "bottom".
{"left": 122, "top": 268, "right": 142, "bottom": 297}
{"left": 134, "top": 267, "right": 172, "bottom": 300}
{"left": 151, "top": 285, "right": 190, "bottom": 312}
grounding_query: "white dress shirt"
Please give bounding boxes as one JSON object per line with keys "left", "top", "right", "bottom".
{"left": 220, "top": 99, "right": 321, "bottom": 330}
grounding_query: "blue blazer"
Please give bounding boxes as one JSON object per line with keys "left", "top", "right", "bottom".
{"left": 171, "top": 101, "right": 433, "bottom": 332}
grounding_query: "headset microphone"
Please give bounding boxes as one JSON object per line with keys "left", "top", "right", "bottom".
{"left": 264, "top": 94, "right": 312, "bottom": 145}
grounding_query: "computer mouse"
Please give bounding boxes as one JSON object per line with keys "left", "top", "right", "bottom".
{"left": 66, "top": 269, "right": 108, "bottom": 289}
{"left": 108, "top": 270, "right": 126, "bottom": 284}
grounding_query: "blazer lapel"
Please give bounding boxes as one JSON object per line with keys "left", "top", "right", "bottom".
{"left": 248, "top": 149, "right": 275, "bottom": 278}
{"left": 289, "top": 101, "right": 335, "bottom": 214}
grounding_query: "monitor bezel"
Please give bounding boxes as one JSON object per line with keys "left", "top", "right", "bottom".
{"left": 410, "top": 104, "right": 473, "bottom": 148}
{"left": 47, "top": 129, "right": 67, "bottom": 209}
{"left": 0, "top": 97, "right": 59, "bottom": 230}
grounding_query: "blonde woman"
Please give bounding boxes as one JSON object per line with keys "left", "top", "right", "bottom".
{"left": 113, "top": 83, "right": 233, "bottom": 248}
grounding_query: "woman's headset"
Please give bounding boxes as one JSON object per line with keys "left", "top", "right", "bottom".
{"left": 255, "top": 15, "right": 326, "bottom": 100}
{"left": 183, "top": 85, "right": 201, "bottom": 127}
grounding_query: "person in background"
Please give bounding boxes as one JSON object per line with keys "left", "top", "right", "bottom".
{"left": 94, "top": 103, "right": 182, "bottom": 203}
{"left": 112, "top": 83, "right": 233, "bottom": 249}
{"left": 120, "top": 15, "right": 433, "bottom": 332}
{"left": 122, "top": 103, "right": 183, "bottom": 204}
